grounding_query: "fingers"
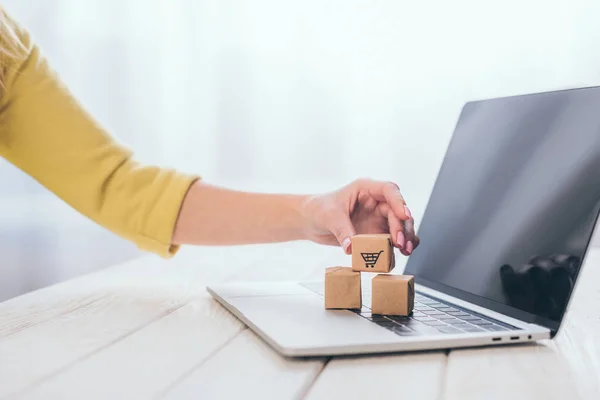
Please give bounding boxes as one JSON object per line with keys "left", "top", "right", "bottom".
{"left": 399, "top": 220, "right": 411, "bottom": 256}
{"left": 356, "top": 179, "right": 409, "bottom": 221}
{"left": 402, "top": 217, "right": 420, "bottom": 255}
{"left": 386, "top": 209, "right": 406, "bottom": 250}
{"left": 362, "top": 196, "right": 378, "bottom": 213}
{"left": 330, "top": 212, "right": 357, "bottom": 255}
{"left": 379, "top": 202, "right": 415, "bottom": 256}
{"left": 349, "top": 178, "right": 420, "bottom": 255}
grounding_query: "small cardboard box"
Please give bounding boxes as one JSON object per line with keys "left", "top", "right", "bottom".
{"left": 371, "top": 274, "right": 414, "bottom": 316}
{"left": 351, "top": 234, "right": 395, "bottom": 273}
{"left": 324, "top": 267, "right": 361, "bottom": 309}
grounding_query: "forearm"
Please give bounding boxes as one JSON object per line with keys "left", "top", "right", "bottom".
{"left": 172, "top": 181, "right": 310, "bottom": 246}
{"left": 0, "top": 18, "right": 200, "bottom": 258}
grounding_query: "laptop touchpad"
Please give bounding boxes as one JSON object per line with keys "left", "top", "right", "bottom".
{"left": 227, "top": 293, "right": 400, "bottom": 350}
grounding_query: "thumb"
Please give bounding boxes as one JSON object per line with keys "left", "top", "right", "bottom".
{"left": 331, "top": 214, "right": 356, "bottom": 255}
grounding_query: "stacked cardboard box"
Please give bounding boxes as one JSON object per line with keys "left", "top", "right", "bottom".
{"left": 325, "top": 234, "right": 414, "bottom": 316}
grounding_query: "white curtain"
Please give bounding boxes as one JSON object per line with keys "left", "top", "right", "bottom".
{"left": 1, "top": 0, "right": 600, "bottom": 298}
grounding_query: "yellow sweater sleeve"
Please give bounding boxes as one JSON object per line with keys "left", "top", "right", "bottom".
{"left": 0, "top": 14, "right": 199, "bottom": 258}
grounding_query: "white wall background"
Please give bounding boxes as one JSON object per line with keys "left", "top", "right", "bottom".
{"left": 1, "top": 0, "right": 600, "bottom": 300}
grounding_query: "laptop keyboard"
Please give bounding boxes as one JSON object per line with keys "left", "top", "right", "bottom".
{"left": 301, "top": 282, "right": 518, "bottom": 337}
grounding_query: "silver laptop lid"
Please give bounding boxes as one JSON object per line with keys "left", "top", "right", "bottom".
{"left": 404, "top": 86, "right": 600, "bottom": 335}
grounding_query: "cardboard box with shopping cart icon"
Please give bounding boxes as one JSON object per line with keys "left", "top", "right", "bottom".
{"left": 351, "top": 234, "right": 395, "bottom": 273}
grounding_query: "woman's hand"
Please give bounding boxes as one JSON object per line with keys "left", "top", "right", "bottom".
{"left": 301, "top": 179, "right": 420, "bottom": 255}
{"left": 172, "top": 179, "right": 419, "bottom": 254}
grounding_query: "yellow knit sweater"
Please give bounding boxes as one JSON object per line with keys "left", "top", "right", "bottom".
{"left": 0, "top": 12, "right": 198, "bottom": 258}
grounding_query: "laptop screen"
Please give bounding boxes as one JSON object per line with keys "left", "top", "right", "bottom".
{"left": 404, "top": 87, "right": 600, "bottom": 332}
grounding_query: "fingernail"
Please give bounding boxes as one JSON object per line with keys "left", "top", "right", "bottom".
{"left": 406, "top": 241, "right": 413, "bottom": 254}
{"left": 404, "top": 205, "right": 412, "bottom": 219}
{"left": 396, "top": 231, "right": 405, "bottom": 249}
{"left": 342, "top": 237, "right": 351, "bottom": 253}
{"left": 404, "top": 219, "right": 414, "bottom": 235}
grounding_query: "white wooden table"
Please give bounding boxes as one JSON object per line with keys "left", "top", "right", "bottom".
{"left": 1, "top": 241, "right": 599, "bottom": 400}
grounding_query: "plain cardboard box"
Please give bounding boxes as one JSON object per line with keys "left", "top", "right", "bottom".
{"left": 371, "top": 274, "right": 414, "bottom": 316}
{"left": 324, "top": 267, "right": 361, "bottom": 309}
{"left": 351, "top": 234, "right": 395, "bottom": 273}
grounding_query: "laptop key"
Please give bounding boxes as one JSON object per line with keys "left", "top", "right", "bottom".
{"left": 414, "top": 316, "right": 437, "bottom": 322}
{"left": 375, "top": 321, "right": 398, "bottom": 328}
{"left": 436, "top": 307, "right": 459, "bottom": 312}
{"left": 427, "top": 303, "right": 444, "bottom": 308}
{"left": 449, "top": 323, "right": 470, "bottom": 330}
{"left": 436, "top": 315, "right": 458, "bottom": 320}
{"left": 421, "top": 320, "right": 448, "bottom": 327}
{"left": 461, "top": 326, "right": 485, "bottom": 332}
{"left": 456, "top": 316, "right": 482, "bottom": 321}
{"left": 371, "top": 316, "right": 390, "bottom": 322}
{"left": 405, "top": 321, "right": 440, "bottom": 334}
{"left": 387, "top": 315, "right": 411, "bottom": 323}
{"left": 445, "top": 319, "right": 468, "bottom": 325}
{"left": 469, "top": 320, "right": 493, "bottom": 326}
{"left": 421, "top": 310, "right": 446, "bottom": 316}
{"left": 414, "top": 305, "right": 431, "bottom": 311}
{"left": 446, "top": 311, "right": 470, "bottom": 317}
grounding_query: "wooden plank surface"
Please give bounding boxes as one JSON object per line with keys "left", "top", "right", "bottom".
{"left": 305, "top": 352, "right": 447, "bottom": 400}
{"left": 16, "top": 295, "right": 245, "bottom": 400}
{"left": 5, "top": 242, "right": 342, "bottom": 400}
{"left": 160, "top": 330, "right": 325, "bottom": 400}
{"left": 0, "top": 265, "right": 191, "bottom": 398}
{"left": 0, "top": 244, "right": 279, "bottom": 398}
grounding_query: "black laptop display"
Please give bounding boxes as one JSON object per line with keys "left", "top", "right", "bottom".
{"left": 405, "top": 87, "right": 600, "bottom": 334}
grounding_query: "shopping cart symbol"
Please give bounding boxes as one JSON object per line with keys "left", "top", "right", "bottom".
{"left": 361, "top": 250, "right": 384, "bottom": 268}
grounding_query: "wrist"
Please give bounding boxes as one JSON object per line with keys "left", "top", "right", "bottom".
{"left": 287, "top": 194, "right": 313, "bottom": 241}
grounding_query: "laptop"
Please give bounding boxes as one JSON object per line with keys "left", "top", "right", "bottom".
{"left": 207, "top": 86, "right": 600, "bottom": 356}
